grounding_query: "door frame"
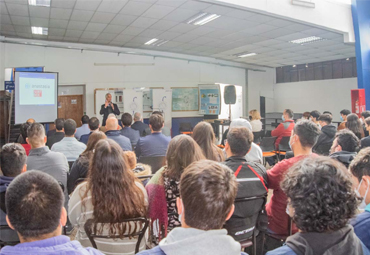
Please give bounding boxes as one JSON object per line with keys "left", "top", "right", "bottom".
{"left": 58, "top": 84, "right": 86, "bottom": 114}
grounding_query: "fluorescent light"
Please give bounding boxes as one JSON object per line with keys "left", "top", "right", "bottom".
{"left": 28, "top": 0, "right": 50, "bottom": 7}
{"left": 144, "top": 39, "right": 168, "bottom": 46}
{"left": 145, "top": 38, "right": 158, "bottom": 45}
{"left": 289, "top": 36, "right": 324, "bottom": 45}
{"left": 235, "top": 52, "right": 257, "bottom": 58}
{"left": 187, "top": 13, "right": 208, "bottom": 24}
{"left": 293, "top": 65, "right": 296, "bottom": 67}
{"left": 194, "top": 14, "right": 220, "bottom": 25}
{"left": 187, "top": 12, "right": 221, "bottom": 26}
{"left": 155, "top": 40, "right": 168, "bottom": 46}
{"left": 291, "top": 0, "right": 315, "bottom": 8}
{"left": 31, "top": 27, "right": 48, "bottom": 35}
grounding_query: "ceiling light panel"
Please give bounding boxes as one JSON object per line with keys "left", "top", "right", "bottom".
{"left": 144, "top": 38, "right": 168, "bottom": 46}
{"left": 234, "top": 52, "right": 257, "bottom": 58}
{"left": 28, "top": 0, "right": 51, "bottom": 7}
{"left": 289, "top": 36, "right": 325, "bottom": 45}
{"left": 187, "top": 12, "right": 221, "bottom": 26}
{"left": 31, "top": 26, "right": 48, "bottom": 35}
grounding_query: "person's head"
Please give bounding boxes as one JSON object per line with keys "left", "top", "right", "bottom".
{"left": 55, "top": 118, "right": 65, "bottom": 132}
{"left": 349, "top": 147, "right": 370, "bottom": 205}
{"left": 121, "top": 113, "right": 133, "bottom": 127}
{"left": 330, "top": 129, "right": 359, "bottom": 154}
{"left": 149, "top": 113, "right": 164, "bottom": 132}
{"left": 310, "top": 110, "right": 321, "bottom": 123}
{"left": 282, "top": 156, "right": 357, "bottom": 233}
{"left": 225, "top": 127, "right": 253, "bottom": 158}
{"left": 64, "top": 119, "right": 77, "bottom": 137}
{"left": 107, "top": 113, "right": 116, "bottom": 119}
{"left": 318, "top": 114, "right": 332, "bottom": 127}
{"left": 81, "top": 115, "right": 89, "bottom": 125}
{"left": 166, "top": 134, "right": 205, "bottom": 180}
{"left": 26, "top": 118, "right": 35, "bottom": 123}
{"left": 290, "top": 120, "right": 320, "bottom": 153}
{"left": 192, "top": 121, "right": 219, "bottom": 161}
{"left": 177, "top": 160, "right": 237, "bottom": 230}
{"left": 20, "top": 122, "right": 31, "bottom": 142}
{"left": 105, "top": 117, "right": 118, "bottom": 131}
{"left": 105, "top": 93, "right": 112, "bottom": 103}
{"left": 88, "top": 117, "right": 100, "bottom": 131}
{"left": 323, "top": 111, "right": 332, "bottom": 116}
{"left": 346, "top": 113, "right": 363, "bottom": 139}
{"left": 0, "top": 143, "right": 27, "bottom": 177}
{"left": 134, "top": 112, "right": 142, "bottom": 122}
{"left": 302, "top": 112, "right": 310, "bottom": 120}
{"left": 83, "top": 131, "right": 107, "bottom": 155}
{"left": 249, "top": 109, "right": 261, "bottom": 121}
{"left": 229, "top": 118, "right": 252, "bottom": 131}
{"left": 340, "top": 109, "right": 351, "bottom": 121}
{"left": 283, "top": 109, "right": 294, "bottom": 121}
{"left": 361, "top": 111, "right": 370, "bottom": 121}
{"left": 26, "top": 123, "right": 46, "bottom": 148}
{"left": 365, "top": 117, "right": 370, "bottom": 132}
{"left": 6, "top": 171, "right": 67, "bottom": 242}
{"left": 123, "top": 151, "right": 137, "bottom": 170}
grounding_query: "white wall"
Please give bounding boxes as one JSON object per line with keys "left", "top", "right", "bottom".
{"left": 274, "top": 78, "right": 358, "bottom": 121}
{"left": 248, "top": 68, "right": 275, "bottom": 113}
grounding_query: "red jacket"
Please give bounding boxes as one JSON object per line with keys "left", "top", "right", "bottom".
{"left": 271, "top": 120, "right": 295, "bottom": 148}
{"left": 21, "top": 144, "right": 31, "bottom": 156}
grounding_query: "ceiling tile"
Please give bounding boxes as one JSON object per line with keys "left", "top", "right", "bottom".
{"left": 51, "top": 0, "right": 76, "bottom": 9}
{"left": 224, "top": 9, "right": 257, "bottom": 20}
{"left": 128, "top": 36, "right": 153, "bottom": 44}
{"left": 109, "top": 40, "right": 125, "bottom": 46}
{"left": 119, "top": 1, "right": 152, "bottom": 16}
{"left": 85, "top": 22, "right": 107, "bottom": 32}
{"left": 168, "top": 23, "right": 195, "bottom": 33}
{"left": 103, "top": 24, "right": 126, "bottom": 33}
{"left": 259, "top": 28, "right": 296, "bottom": 39}
{"left": 275, "top": 32, "right": 309, "bottom": 41}
{"left": 243, "top": 24, "right": 277, "bottom": 35}
{"left": 14, "top": 25, "right": 31, "bottom": 33}
{"left": 65, "top": 29, "right": 83, "bottom": 37}
{"left": 70, "top": 9, "right": 95, "bottom": 21}
{"left": 186, "top": 26, "right": 215, "bottom": 36}
{"left": 111, "top": 34, "right": 134, "bottom": 43}
{"left": 30, "top": 17, "right": 49, "bottom": 27}
{"left": 48, "top": 28, "right": 66, "bottom": 36}
{"left": 203, "top": 5, "right": 234, "bottom": 15}
{"left": 254, "top": 39, "right": 284, "bottom": 46}
{"left": 121, "top": 26, "right": 145, "bottom": 36}
{"left": 158, "top": 31, "right": 181, "bottom": 40}
{"left": 172, "top": 33, "right": 199, "bottom": 43}
{"left": 130, "top": 17, "right": 158, "bottom": 28}
{"left": 180, "top": 0, "right": 211, "bottom": 11}
{"left": 96, "top": 0, "right": 128, "bottom": 13}
{"left": 6, "top": 3, "right": 29, "bottom": 16}
{"left": 265, "top": 18, "right": 292, "bottom": 27}
{"left": 4, "top": 0, "right": 28, "bottom": 4}
{"left": 189, "top": 36, "right": 214, "bottom": 45}
{"left": 94, "top": 39, "right": 111, "bottom": 45}
{"left": 284, "top": 23, "right": 314, "bottom": 32}
{"left": 50, "top": 8, "right": 73, "bottom": 20}
{"left": 149, "top": 19, "right": 178, "bottom": 31}
{"left": 48, "top": 35, "right": 64, "bottom": 40}
{"left": 155, "top": 0, "right": 186, "bottom": 7}
{"left": 0, "top": 24, "right": 14, "bottom": 31}
{"left": 245, "top": 13, "right": 275, "bottom": 23}
{"left": 49, "top": 19, "right": 69, "bottom": 29}
{"left": 63, "top": 37, "right": 80, "bottom": 42}
{"left": 67, "top": 20, "right": 88, "bottom": 30}
{"left": 80, "top": 31, "right": 100, "bottom": 39}
{"left": 302, "top": 28, "right": 330, "bottom": 36}
{"left": 0, "top": 15, "right": 12, "bottom": 24}
{"left": 0, "top": 2, "right": 8, "bottom": 15}
{"left": 79, "top": 37, "right": 96, "bottom": 43}
{"left": 139, "top": 28, "right": 163, "bottom": 37}
{"left": 160, "top": 41, "right": 183, "bottom": 48}
{"left": 29, "top": 6, "right": 50, "bottom": 18}
{"left": 11, "top": 16, "right": 30, "bottom": 26}
{"left": 74, "top": 0, "right": 102, "bottom": 11}
{"left": 110, "top": 14, "right": 138, "bottom": 26}
{"left": 142, "top": 5, "right": 175, "bottom": 19}
{"left": 90, "top": 12, "right": 116, "bottom": 24}
{"left": 206, "top": 29, "right": 234, "bottom": 39}
{"left": 16, "top": 32, "right": 32, "bottom": 38}
{"left": 162, "top": 8, "right": 198, "bottom": 22}
{"left": 96, "top": 32, "right": 117, "bottom": 40}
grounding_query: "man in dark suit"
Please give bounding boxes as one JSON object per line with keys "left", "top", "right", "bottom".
{"left": 100, "top": 93, "right": 120, "bottom": 127}
{"left": 131, "top": 112, "right": 149, "bottom": 137}
{"left": 46, "top": 118, "right": 65, "bottom": 149}
{"left": 120, "top": 113, "right": 140, "bottom": 148}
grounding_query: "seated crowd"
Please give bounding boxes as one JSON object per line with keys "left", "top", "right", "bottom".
{"left": 1, "top": 109, "right": 370, "bottom": 255}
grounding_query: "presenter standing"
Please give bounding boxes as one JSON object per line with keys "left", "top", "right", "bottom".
{"left": 100, "top": 93, "right": 120, "bottom": 126}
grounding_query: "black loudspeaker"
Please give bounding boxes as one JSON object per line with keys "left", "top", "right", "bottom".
{"left": 224, "top": 85, "right": 236, "bottom": 104}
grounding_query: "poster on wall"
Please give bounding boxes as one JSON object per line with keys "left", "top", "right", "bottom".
{"left": 199, "top": 84, "right": 221, "bottom": 115}
{"left": 152, "top": 89, "right": 172, "bottom": 129}
{"left": 172, "top": 87, "right": 199, "bottom": 111}
{"left": 123, "top": 89, "right": 143, "bottom": 117}
{"left": 142, "top": 89, "right": 153, "bottom": 112}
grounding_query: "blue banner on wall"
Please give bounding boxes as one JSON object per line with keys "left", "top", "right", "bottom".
{"left": 5, "top": 81, "right": 15, "bottom": 91}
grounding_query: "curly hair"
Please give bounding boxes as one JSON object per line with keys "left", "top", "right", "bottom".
{"left": 349, "top": 147, "right": 370, "bottom": 182}
{"left": 281, "top": 156, "right": 358, "bottom": 233}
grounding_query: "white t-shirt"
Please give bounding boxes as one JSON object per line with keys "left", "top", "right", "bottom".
{"left": 250, "top": 120, "right": 263, "bottom": 132}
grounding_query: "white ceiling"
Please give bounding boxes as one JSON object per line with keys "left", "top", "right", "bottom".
{"left": 0, "top": 0, "right": 356, "bottom": 67}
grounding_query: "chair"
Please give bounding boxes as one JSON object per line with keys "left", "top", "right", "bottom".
{"left": 265, "top": 130, "right": 272, "bottom": 137}
{"left": 179, "top": 122, "right": 193, "bottom": 135}
{"left": 84, "top": 217, "right": 149, "bottom": 254}
{"left": 0, "top": 225, "right": 19, "bottom": 247}
{"left": 277, "top": 136, "right": 291, "bottom": 159}
{"left": 262, "top": 215, "right": 293, "bottom": 254}
{"left": 253, "top": 130, "right": 263, "bottom": 144}
{"left": 259, "top": 137, "right": 278, "bottom": 166}
{"left": 137, "top": 156, "right": 166, "bottom": 174}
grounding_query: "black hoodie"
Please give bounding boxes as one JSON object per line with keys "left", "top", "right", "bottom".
{"left": 313, "top": 124, "right": 337, "bottom": 155}
{"left": 329, "top": 151, "right": 356, "bottom": 168}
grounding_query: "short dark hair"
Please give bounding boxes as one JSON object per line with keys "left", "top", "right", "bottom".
{"left": 152, "top": 111, "right": 163, "bottom": 117}
{"left": 121, "top": 113, "right": 133, "bottom": 127}
{"left": 149, "top": 114, "right": 164, "bottom": 132}
{"left": 20, "top": 122, "right": 31, "bottom": 140}
{"left": 281, "top": 156, "right": 358, "bottom": 233}
{"left": 81, "top": 115, "right": 89, "bottom": 124}
{"left": 6, "top": 170, "right": 64, "bottom": 239}
{"left": 284, "top": 109, "right": 294, "bottom": 119}
{"left": 323, "top": 111, "right": 332, "bottom": 115}
{"left": 27, "top": 123, "right": 45, "bottom": 140}
{"left": 55, "top": 118, "right": 65, "bottom": 131}
{"left": 0, "top": 143, "right": 26, "bottom": 177}
{"left": 88, "top": 117, "right": 99, "bottom": 131}
{"left": 180, "top": 160, "right": 237, "bottom": 230}
{"left": 227, "top": 127, "right": 253, "bottom": 157}
{"left": 350, "top": 147, "right": 370, "bottom": 182}
{"left": 293, "top": 120, "right": 320, "bottom": 148}
{"left": 365, "top": 117, "right": 370, "bottom": 126}
{"left": 310, "top": 110, "right": 321, "bottom": 119}
{"left": 335, "top": 129, "right": 359, "bottom": 152}
{"left": 340, "top": 109, "right": 351, "bottom": 116}
{"left": 318, "top": 114, "right": 332, "bottom": 124}
{"left": 64, "top": 119, "right": 76, "bottom": 136}
{"left": 361, "top": 111, "right": 370, "bottom": 119}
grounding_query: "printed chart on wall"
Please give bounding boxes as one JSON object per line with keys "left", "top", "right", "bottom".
{"left": 172, "top": 87, "right": 199, "bottom": 111}
{"left": 142, "top": 89, "right": 153, "bottom": 112}
{"left": 199, "top": 84, "right": 221, "bottom": 115}
{"left": 124, "top": 89, "right": 143, "bottom": 117}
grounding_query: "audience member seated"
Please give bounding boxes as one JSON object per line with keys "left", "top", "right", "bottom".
{"left": 323, "top": 110, "right": 332, "bottom": 115}
{"left": 301, "top": 111, "right": 310, "bottom": 120}
{"left": 338, "top": 109, "right": 351, "bottom": 130}
{"left": 135, "top": 113, "right": 171, "bottom": 158}
{"left": 267, "top": 157, "right": 369, "bottom": 255}
{"left": 52, "top": 119, "right": 86, "bottom": 161}
{"left": 329, "top": 129, "right": 359, "bottom": 168}
{"left": 271, "top": 109, "right": 295, "bottom": 149}
{"left": 131, "top": 112, "right": 149, "bottom": 137}
{"left": 20, "top": 122, "right": 31, "bottom": 155}
{"left": 361, "top": 117, "right": 370, "bottom": 149}
{"left": 121, "top": 113, "right": 140, "bottom": 148}
{"left": 267, "top": 120, "right": 320, "bottom": 236}
{"left": 192, "top": 121, "right": 224, "bottom": 162}
{"left": 309, "top": 110, "right": 321, "bottom": 129}
{"left": 361, "top": 111, "right": 370, "bottom": 137}
{"left": 223, "top": 127, "right": 268, "bottom": 241}
{"left": 47, "top": 118, "right": 65, "bottom": 149}
{"left": 75, "top": 115, "right": 90, "bottom": 140}
{"left": 229, "top": 119, "right": 263, "bottom": 164}
{"left": 138, "top": 160, "right": 246, "bottom": 255}
{"left": 67, "top": 131, "right": 107, "bottom": 194}
{"left": 69, "top": 139, "right": 147, "bottom": 254}
{"left": 346, "top": 113, "right": 365, "bottom": 139}
{"left": 312, "top": 114, "right": 336, "bottom": 155}
{"left": 144, "top": 111, "right": 171, "bottom": 137}
{"left": 146, "top": 135, "right": 205, "bottom": 238}
{"left": 80, "top": 117, "right": 100, "bottom": 145}
{"left": 249, "top": 109, "right": 263, "bottom": 132}
{"left": 100, "top": 114, "right": 121, "bottom": 132}
{"left": 1, "top": 170, "right": 103, "bottom": 255}
{"left": 123, "top": 151, "right": 152, "bottom": 179}
{"left": 349, "top": 147, "right": 370, "bottom": 250}
{"left": 105, "top": 117, "right": 132, "bottom": 151}
{"left": 26, "top": 123, "right": 69, "bottom": 209}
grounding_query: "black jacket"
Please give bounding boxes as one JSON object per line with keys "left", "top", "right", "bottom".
{"left": 100, "top": 103, "right": 120, "bottom": 126}
{"left": 313, "top": 124, "right": 336, "bottom": 155}
{"left": 361, "top": 136, "right": 370, "bottom": 149}
{"left": 330, "top": 151, "right": 356, "bottom": 168}
{"left": 131, "top": 121, "right": 149, "bottom": 137}
{"left": 47, "top": 132, "right": 65, "bottom": 149}
{"left": 67, "top": 153, "right": 90, "bottom": 194}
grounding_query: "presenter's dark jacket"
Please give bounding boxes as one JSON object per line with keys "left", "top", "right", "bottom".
{"left": 100, "top": 103, "right": 120, "bottom": 126}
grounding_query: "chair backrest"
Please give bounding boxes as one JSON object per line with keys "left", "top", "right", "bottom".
{"left": 179, "top": 122, "right": 192, "bottom": 132}
{"left": 278, "top": 136, "right": 291, "bottom": 152}
{"left": 137, "top": 156, "right": 166, "bottom": 174}
{"left": 259, "top": 137, "right": 277, "bottom": 152}
{"left": 253, "top": 130, "right": 263, "bottom": 144}
{"left": 265, "top": 130, "right": 272, "bottom": 137}
{"left": 0, "top": 225, "right": 19, "bottom": 247}
{"left": 84, "top": 217, "right": 149, "bottom": 254}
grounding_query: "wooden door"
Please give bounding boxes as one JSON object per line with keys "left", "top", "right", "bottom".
{"left": 57, "top": 95, "right": 83, "bottom": 127}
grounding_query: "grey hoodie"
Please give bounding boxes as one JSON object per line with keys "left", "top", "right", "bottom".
{"left": 159, "top": 228, "right": 242, "bottom": 255}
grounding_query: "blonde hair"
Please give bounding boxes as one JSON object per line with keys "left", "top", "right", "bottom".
{"left": 249, "top": 109, "right": 261, "bottom": 120}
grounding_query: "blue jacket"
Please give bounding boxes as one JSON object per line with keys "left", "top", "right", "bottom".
{"left": 105, "top": 130, "right": 132, "bottom": 151}
{"left": 135, "top": 132, "right": 171, "bottom": 158}
{"left": 121, "top": 127, "right": 140, "bottom": 147}
{"left": 0, "top": 235, "right": 104, "bottom": 255}
{"left": 79, "top": 132, "right": 92, "bottom": 145}
{"left": 137, "top": 246, "right": 248, "bottom": 255}
{"left": 267, "top": 244, "right": 370, "bottom": 255}
{"left": 351, "top": 206, "right": 370, "bottom": 251}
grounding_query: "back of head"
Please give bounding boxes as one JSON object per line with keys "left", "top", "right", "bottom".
{"left": 192, "top": 121, "right": 218, "bottom": 161}
{"left": 20, "top": 122, "right": 31, "bottom": 141}
{"left": 285, "top": 109, "right": 294, "bottom": 119}
{"left": 318, "top": 114, "right": 332, "bottom": 124}
{"left": 361, "top": 111, "right": 370, "bottom": 119}
{"left": 107, "top": 113, "right": 116, "bottom": 119}
{"left": 6, "top": 170, "right": 64, "bottom": 239}
{"left": 227, "top": 127, "right": 253, "bottom": 157}
{"left": 64, "top": 119, "right": 77, "bottom": 136}
{"left": 149, "top": 114, "right": 164, "bottom": 132}
{"left": 340, "top": 109, "right": 351, "bottom": 116}
{"left": 302, "top": 112, "right": 310, "bottom": 119}
{"left": 349, "top": 147, "right": 370, "bottom": 182}
{"left": 55, "top": 118, "right": 65, "bottom": 131}
{"left": 88, "top": 117, "right": 100, "bottom": 131}
{"left": 346, "top": 113, "right": 362, "bottom": 137}
{"left": 123, "top": 151, "right": 137, "bottom": 170}
{"left": 84, "top": 131, "right": 107, "bottom": 154}
{"left": 281, "top": 156, "right": 357, "bottom": 232}
{"left": 81, "top": 115, "right": 89, "bottom": 124}
{"left": 310, "top": 110, "right": 321, "bottom": 119}
{"left": 105, "top": 117, "right": 118, "bottom": 131}
{"left": 323, "top": 111, "right": 332, "bottom": 116}
{"left": 26, "top": 118, "right": 35, "bottom": 123}
{"left": 166, "top": 134, "right": 205, "bottom": 180}
{"left": 0, "top": 143, "right": 26, "bottom": 177}
{"left": 180, "top": 160, "right": 237, "bottom": 230}
{"left": 230, "top": 118, "right": 252, "bottom": 131}
{"left": 249, "top": 110, "right": 261, "bottom": 120}
{"left": 27, "top": 123, "right": 45, "bottom": 147}
{"left": 134, "top": 112, "right": 141, "bottom": 121}
{"left": 335, "top": 129, "right": 359, "bottom": 152}
{"left": 365, "top": 117, "right": 370, "bottom": 127}
{"left": 293, "top": 119, "right": 320, "bottom": 148}
{"left": 121, "top": 113, "right": 133, "bottom": 127}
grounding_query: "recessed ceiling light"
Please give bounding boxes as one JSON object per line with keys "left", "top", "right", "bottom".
{"left": 289, "top": 36, "right": 325, "bottom": 45}
{"left": 144, "top": 38, "right": 168, "bottom": 46}
{"left": 187, "top": 12, "right": 221, "bottom": 26}
{"left": 31, "top": 27, "right": 48, "bottom": 35}
{"left": 346, "top": 58, "right": 350, "bottom": 60}
{"left": 145, "top": 38, "right": 158, "bottom": 45}
{"left": 235, "top": 52, "right": 257, "bottom": 58}
{"left": 293, "top": 65, "right": 296, "bottom": 67}
{"left": 28, "top": 0, "right": 50, "bottom": 7}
